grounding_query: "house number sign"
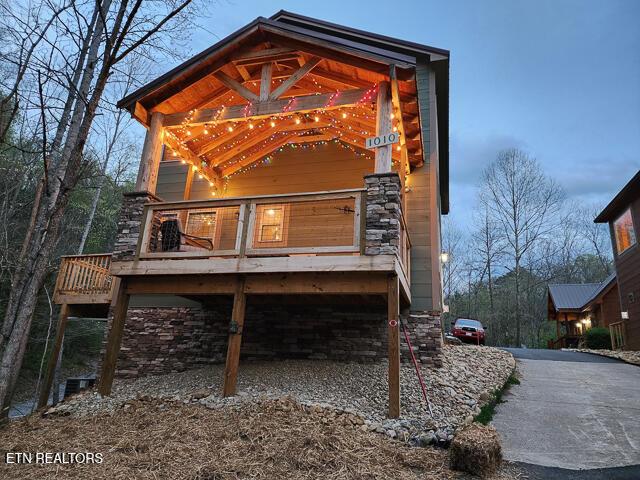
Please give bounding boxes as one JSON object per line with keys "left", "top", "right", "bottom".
{"left": 365, "top": 132, "right": 399, "bottom": 149}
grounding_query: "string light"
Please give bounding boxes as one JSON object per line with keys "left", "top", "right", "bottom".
{"left": 249, "top": 123, "right": 254, "bottom": 129}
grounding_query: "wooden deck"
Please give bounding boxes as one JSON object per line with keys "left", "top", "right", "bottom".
{"left": 53, "top": 190, "right": 411, "bottom": 306}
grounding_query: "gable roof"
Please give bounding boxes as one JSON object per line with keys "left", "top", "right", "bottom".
{"left": 548, "top": 272, "right": 617, "bottom": 312}
{"left": 594, "top": 170, "right": 640, "bottom": 223}
{"left": 116, "top": 12, "right": 450, "bottom": 212}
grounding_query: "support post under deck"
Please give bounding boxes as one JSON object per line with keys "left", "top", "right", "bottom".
{"left": 223, "top": 277, "right": 247, "bottom": 397}
{"left": 388, "top": 274, "right": 400, "bottom": 418}
{"left": 37, "top": 304, "right": 70, "bottom": 409}
{"left": 98, "top": 280, "right": 130, "bottom": 395}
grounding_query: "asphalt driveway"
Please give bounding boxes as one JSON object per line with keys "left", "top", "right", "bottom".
{"left": 492, "top": 348, "right": 640, "bottom": 473}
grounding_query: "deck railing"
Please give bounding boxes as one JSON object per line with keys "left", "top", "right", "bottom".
{"left": 53, "top": 254, "right": 114, "bottom": 302}
{"left": 609, "top": 321, "right": 626, "bottom": 350}
{"left": 138, "top": 190, "right": 364, "bottom": 259}
{"left": 399, "top": 212, "right": 411, "bottom": 282}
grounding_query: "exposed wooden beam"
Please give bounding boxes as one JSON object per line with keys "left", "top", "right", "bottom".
{"left": 213, "top": 71, "right": 259, "bottom": 102}
{"left": 374, "top": 81, "right": 393, "bottom": 173}
{"left": 209, "top": 120, "right": 329, "bottom": 167}
{"left": 136, "top": 112, "right": 164, "bottom": 192}
{"left": 233, "top": 47, "right": 299, "bottom": 67}
{"left": 197, "top": 122, "right": 255, "bottom": 156}
{"left": 289, "top": 133, "right": 335, "bottom": 144}
{"left": 221, "top": 133, "right": 298, "bottom": 176}
{"left": 164, "top": 88, "right": 375, "bottom": 127}
{"left": 390, "top": 65, "right": 409, "bottom": 176}
{"left": 259, "top": 63, "right": 272, "bottom": 101}
{"left": 268, "top": 56, "right": 321, "bottom": 100}
{"left": 163, "top": 132, "right": 220, "bottom": 184}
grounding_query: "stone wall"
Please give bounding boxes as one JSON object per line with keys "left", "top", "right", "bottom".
{"left": 401, "top": 312, "right": 443, "bottom": 368}
{"left": 113, "top": 306, "right": 228, "bottom": 378}
{"left": 112, "top": 191, "right": 160, "bottom": 262}
{"left": 106, "top": 302, "right": 443, "bottom": 378}
{"left": 364, "top": 173, "right": 402, "bottom": 256}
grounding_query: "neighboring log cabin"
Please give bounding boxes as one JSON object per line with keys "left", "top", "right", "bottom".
{"left": 40, "top": 11, "right": 450, "bottom": 418}
{"left": 595, "top": 171, "right": 640, "bottom": 350}
{"left": 547, "top": 273, "right": 620, "bottom": 349}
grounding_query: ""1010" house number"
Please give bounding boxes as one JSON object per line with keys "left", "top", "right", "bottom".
{"left": 365, "top": 132, "right": 399, "bottom": 149}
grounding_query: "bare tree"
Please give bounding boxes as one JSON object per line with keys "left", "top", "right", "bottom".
{"left": 480, "top": 149, "right": 564, "bottom": 346}
{"left": 0, "top": 0, "right": 198, "bottom": 420}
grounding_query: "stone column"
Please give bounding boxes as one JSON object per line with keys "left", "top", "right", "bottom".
{"left": 112, "top": 191, "right": 161, "bottom": 262}
{"left": 364, "top": 172, "right": 402, "bottom": 256}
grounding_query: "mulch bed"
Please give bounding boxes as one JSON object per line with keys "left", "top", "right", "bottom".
{"left": 1, "top": 396, "right": 459, "bottom": 480}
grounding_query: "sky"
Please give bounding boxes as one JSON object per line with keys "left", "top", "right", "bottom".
{"left": 168, "top": 0, "right": 640, "bottom": 226}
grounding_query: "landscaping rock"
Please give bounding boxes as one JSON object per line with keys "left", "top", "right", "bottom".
{"left": 47, "top": 345, "right": 514, "bottom": 445}
{"left": 450, "top": 423, "right": 502, "bottom": 477}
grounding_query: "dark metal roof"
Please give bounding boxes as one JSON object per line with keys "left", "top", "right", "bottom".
{"left": 269, "top": 10, "right": 450, "bottom": 59}
{"left": 548, "top": 283, "right": 601, "bottom": 311}
{"left": 548, "top": 272, "right": 617, "bottom": 311}
{"left": 594, "top": 170, "right": 640, "bottom": 223}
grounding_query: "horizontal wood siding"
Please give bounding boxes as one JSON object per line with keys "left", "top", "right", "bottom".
{"left": 601, "top": 283, "right": 622, "bottom": 328}
{"left": 408, "top": 58, "right": 435, "bottom": 311}
{"left": 156, "top": 161, "right": 188, "bottom": 201}
{"left": 611, "top": 196, "right": 640, "bottom": 349}
{"left": 214, "top": 142, "right": 374, "bottom": 198}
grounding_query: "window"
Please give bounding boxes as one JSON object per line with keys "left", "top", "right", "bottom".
{"left": 258, "top": 206, "right": 285, "bottom": 242}
{"left": 613, "top": 208, "right": 636, "bottom": 255}
{"left": 186, "top": 209, "right": 217, "bottom": 239}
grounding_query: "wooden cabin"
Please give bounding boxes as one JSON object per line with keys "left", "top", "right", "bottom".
{"left": 547, "top": 273, "right": 620, "bottom": 349}
{"left": 595, "top": 171, "right": 640, "bottom": 350}
{"left": 41, "top": 11, "right": 450, "bottom": 418}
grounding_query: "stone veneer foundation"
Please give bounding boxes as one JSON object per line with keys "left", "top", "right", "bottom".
{"left": 104, "top": 302, "right": 442, "bottom": 378}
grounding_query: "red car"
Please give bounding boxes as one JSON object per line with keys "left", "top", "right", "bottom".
{"left": 452, "top": 318, "right": 486, "bottom": 345}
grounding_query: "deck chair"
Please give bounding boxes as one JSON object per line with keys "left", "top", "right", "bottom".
{"left": 160, "top": 218, "right": 214, "bottom": 252}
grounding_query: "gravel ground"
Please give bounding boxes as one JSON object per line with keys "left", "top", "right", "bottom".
{"left": 48, "top": 345, "right": 515, "bottom": 445}
{"left": 566, "top": 348, "right": 640, "bottom": 366}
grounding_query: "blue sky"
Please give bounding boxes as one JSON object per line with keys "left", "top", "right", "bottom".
{"left": 177, "top": 0, "right": 640, "bottom": 225}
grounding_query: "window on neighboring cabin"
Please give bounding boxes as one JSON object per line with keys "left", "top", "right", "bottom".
{"left": 613, "top": 208, "right": 636, "bottom": 255}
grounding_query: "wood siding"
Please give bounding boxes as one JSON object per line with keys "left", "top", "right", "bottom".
{"left": 610, "top": 196, "right": 640, "bottom": 349}
{"left": 408, "top": 59, "right": 440, "bottom": 312}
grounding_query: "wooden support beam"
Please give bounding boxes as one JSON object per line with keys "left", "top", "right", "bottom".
{"left": 164, "top": 88, "right": 374, "bottom": 127}
{"left": 98, "top": 281, "right": 130, "bottom": 396}
{"left": 223, "top": 277, "right": 247, "bottom": 397}
{"left": 390, "top": 65, "right": 409, "bottom": 178}
{"left": 233, "top": 47, "right": 299, "bottom": 67}
{"left": 213, "top": 71, "right": 259, "bottom": 102}
{"left": 259, "top": 63, "right": 273, "bottom": 101}
{"left": 375, "top": 81, "right": 393, "bottom": 173}
{"left": 388, "top": 274, "right": 400, "bottom": 418}
{"left": 37, "top": 304, "right": 70, "bottom": 409}
{"left": 268, "top": 56, "right": 321, "bottom": 100}
{"left": 163, "top": 133, "right": 219, "bottom": 186}
{"left": 135, "top": 112, "right": 164, "bottom": 192}
{"left": 221, "top": 133, "right": 298, "bottom": 176}
{"left": 210, "top": 120, "right": 326, "bottom": 167}
{"left": 183, "top": 165, "right": 195, "bottom": 200}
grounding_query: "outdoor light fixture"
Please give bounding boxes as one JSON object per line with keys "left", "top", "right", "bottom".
{"left": 192, "top": 165, "right": 198, "bottom": 172}
{"left": 440, "top": 251, "right": 450, "bottom": 263}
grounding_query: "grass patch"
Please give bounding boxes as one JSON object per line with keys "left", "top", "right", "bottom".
{"left": 474, "top": 372, "right": 519, "bottom": 425}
